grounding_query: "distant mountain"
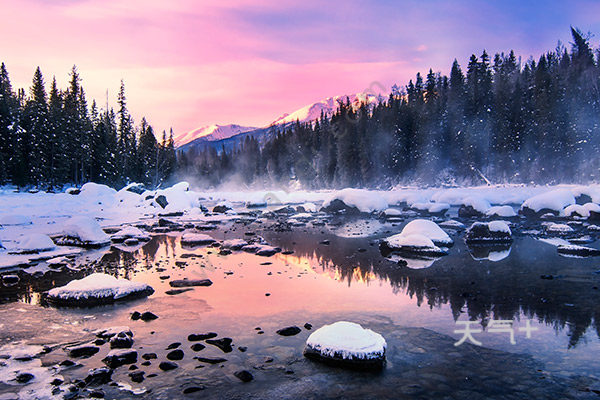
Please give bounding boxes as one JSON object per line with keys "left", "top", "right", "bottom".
{"left": 173, "top": 124, "right": 257, "bottom": 147}
{"left": 268, "top": 93, "right": 379, "bottom": 127}
{"left": 176, "top": 93, "right": 381, "bottom": 152}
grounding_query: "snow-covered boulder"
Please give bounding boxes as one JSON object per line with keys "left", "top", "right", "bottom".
{"left": 398, "top": 219, "right": 453, "bottom": 247}
{"left": 45, "top": 273, "right": 154, "bottom": 306}
{"left": 409, "top": 202, "right": 450, "bottom": 216}
{"left": 439, "top": 219, "right": 465, "bottom": 229}
{"left": 11, "top": 234, "right": 56, "bottom": 254}
{"left": 55, "top": 216, "right": 110, "bottom": 248}
{"left": 485, "top": 205, "right": 517, "bottom": 218}
{"left": 557, "top": 244, "right": 600, "bottom": 257}
{"left": 180, "top": 233, "right": 216, "bottom": 247}
{"left": 222, "top": 239, "right": 248, "bottom": 250}
{"left": 458, "top": 196, "right": 491, "bottom": 218}
{"left": 465, "top": 221, "right": 512, "bottom": 244}
{"left": 304, "top": 321, "right": 386, "bottom": 370}
{"left": 321, "top": 189, "right": 388, "bottom": 215}
{"left": 296, "top": 202, "right": 317, "bottom": 213}
{"left": 543, "top": 222, "right": 574, "bottom": 236}
{"left": 562, "top": 203, "right": 600, "bottom": 219}
{"left": 213, "top": 201, "right": 233, "bottom": 214}
{"left": 380, "top": 233, "right": 447, "bottom": 258}
{"left": 380, "top": 208, "right": 403, "bottom": 219}
{"left": 520, "top": 189, "right": 575, "bottom": 218}
{"left": 111, "top": 226, "right": 151, "bottom": 243}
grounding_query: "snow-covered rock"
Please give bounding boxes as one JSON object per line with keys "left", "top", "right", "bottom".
{"left": 12, "top": 234, "right": 56, "bottom": 254}
{"left": 111, "top": 226, "right": 151, "bottom": 243}
{"left": 222, "top": 239, "right": 248, "bottom": 250}
{"left": 485, "top": 205, "right": 517, "bottom": 218}
{"left": 180, "top": 232, "right": 216, "bottom": 247}
{"left": 439, "top": 219, "right": 465, "bottom": 229}
{"left": 398, "top": 219, "right": 453, "bottom": 246}
{"left": 56, "top": 216, "right": 110, "bottom": 248}
{"left": 304, "top": 321, "right": 386, "bottom": 370}
{"left": 322, "top": 189, "right": 388, "bottom": 214}
{"left": 458, "top": 196, "right": 491, "bottom": 218}
{"left": 45, "top": 273, "right": 154, "bottom": 306}
{"left": 520, "top": 189, "right": 575, "bottom": 217}
{"left": 561, "top": 203, "right": 600, "bottom": 219}
{"left": 543, "top": 222, "right": 574, "bottom": 235}
{"left": 557, "top": 244, "right": 600, "bottom": 257}
{"left": 380, "top": 233, "right": 447, "bottom": 257}
{"left": 409, "top": 202, "right": 450, "bottom": 215}
{"left": 465, "top": 221, "right": 512, "bottom": 244}
{"left": 381, "top": 208, "right": 403, "bottom": 218}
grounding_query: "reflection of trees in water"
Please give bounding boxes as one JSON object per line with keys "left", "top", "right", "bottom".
{"left": 265, "top": 230, "right": 600, "bottom": 347}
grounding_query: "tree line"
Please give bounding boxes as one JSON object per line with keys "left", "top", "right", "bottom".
{"left": 178, "top": 28, "right": 600, "bottom": 188}
{"left": 0, "top": 64, "right": 176, "bottom": 190}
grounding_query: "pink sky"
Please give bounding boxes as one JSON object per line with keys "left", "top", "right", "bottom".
{"left": 2, "top": 0, "right": 600, "bottom": 136}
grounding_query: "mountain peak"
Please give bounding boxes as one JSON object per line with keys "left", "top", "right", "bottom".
{"left": 173, "top": 123, "right": 257, "bottom": 147}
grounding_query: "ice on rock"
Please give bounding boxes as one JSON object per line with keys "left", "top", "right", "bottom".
{"left": 322, "top": 188, "right": 388, "bottom": 214}
{"left": 45, "top": 273, "right": 154, "bottom": 306}
{"left": 57, "top": 216, "right": 110, "bottom": 248}
{"left": 304, "top": 321, "right": 386, "bottom": 370}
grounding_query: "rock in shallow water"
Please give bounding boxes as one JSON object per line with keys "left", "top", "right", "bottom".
{"left": 234, "top": 370, "right": 254, "bottom": 382}
{"left": 277, "top": 326, "right": 302, "bottom": 336}
{"left": 303, "top": 321, "right": 386, "bottom": 370}
{"left": 169, "top": 279, "right": 213, "bottom": 288}
{"left": 102, "top": 349, "right": 137, "bottom": 368}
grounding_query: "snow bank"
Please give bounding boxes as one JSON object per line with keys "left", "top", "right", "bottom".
{"left": 323, "top": 189, "right": 388, "bottom": 213}
{"left": 304, "top": 321, "right": 386, "bottom": 368}
{"left": 521, "top": 189, "right": 575, "bottom": 213}
{"left": 0, "top": 214, "right": 32, "bottom": 226}
{"left": 111, "top": 226, "right": 151, "bottom": 242}
{"left": 410, "top": 202, "right": 450, "bottom": 214}
{"left": 461, "top": 196, "right": 491, "bottom": 213}
{"left": 46, "top": 273, "right": 154, "bottom": 305}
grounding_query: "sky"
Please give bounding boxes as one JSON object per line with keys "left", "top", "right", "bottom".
{"left": 2, "top": 0, "right": 600, "bottom": 137}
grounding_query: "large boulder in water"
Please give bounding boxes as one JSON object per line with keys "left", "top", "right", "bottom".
{"left": 304, "top": 321, "right": 386, "bottom": 370}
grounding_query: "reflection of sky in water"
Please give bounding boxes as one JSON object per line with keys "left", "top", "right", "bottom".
{"left": 5, "top": 231, "right": 600, "bottom": 381}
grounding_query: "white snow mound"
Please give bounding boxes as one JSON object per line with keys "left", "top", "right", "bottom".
{"left": 47, "top": 273, "right": 152, "bottom": 301}
{"left": 399, "top": 219, "right": 453, "bottom": 246}
{"left": 61, "top": 216, "right": 110, "bottom": 246}
{"left": 323, "top": 189, "right": 388, "bottom": 213}
{"left": 521, "top": 189, "right": 575, "bottom": 213}
{"left": 306, "top": 321, "right": 386, "bottom": 360}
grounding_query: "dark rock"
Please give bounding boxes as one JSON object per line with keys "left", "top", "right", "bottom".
{"left": 183, "top": 386, "right": 205, "bottom": 394}
{"left": 256, "top": 246, "right": 279, "bottom": 256}
{"left": 16, "top": 372, "right": 34, "bottom": 383}
{"left": 59, "top": 359, "right": 76, "bottom": 367}
{"left": 166, "top": 349, "right": 184, "bottom": 361}
{"left": 238, "top": 346, "right": 247, "bottom": 352}
{"left": 320, "top": 199, "right": 360, "bottom": 215}
{"left": 169, "top": 279, "right": 212, "bottom": 288}
{"left": 576, "top": 193, "right": 593, "bottom": 205}
{"left": 2, "top": 274, "right": 19, "bottom": 286}
{"left": 166, "top": 342, "right": 181, "bottom": 350}
{"left": 304, "top": 346, "right": 385, "bottom": 371}
{"left": 131, "top": 311, "right": 141, "bottom": 320}
{"left": 159, "top": 361, "right": 178, "bottom": 371}
{"left": 126, "top": 183, "right": 146, "bottom": 195}
{"left": 129, "top": 370, "right": 145, "bottom": 383}
{"left": 213, "top": 204, "right": 232, "bottom": 213}
{"left": 540, "top": 274, "right": 554, "bottom": 280}
{"left": 458, "top": 205, "right": 484, "bottom": 218}
{"left": 195, "top": 357, "right": 227, "bottom": 364}
{"left": 276, "top": 326, "right": 301, "bottom": 336}
{"left": 96, "top": 327, "right": 133, "bottom": 339}
{"left": 206, "top": 338, "right": 233, "bottom": 353}
{"left": 140, "top": 312, "right": 158, "bottom": 321}
{"left": 155, "top": 195, "right": 168, "bottom": 209}
{"left": 85, "top": 367, "right": 112, "bottom": 385}
{"left": 188, "top": 332, "right": 218, "bottom": 341}
{"left": 128, "top": 365, "right": 138, "bottom": 370}
{"left": 102, "top": 350, "right": 138, "bottom": 368}
{"left": 519, "top": 206, "right": 559, "bottom": 219}
{"left": 141, "top": 361, "right": 151, "bottom": 366}
{"left": 89, "top": 390, "right": 105, "bottom": 398}
{"left": 234, "top": 370, "right": 253, "bottom": 382}
{"left": 304, "top": 323, "right": 313, "bottom": 330}
{"left": 110, "top": 332, "right": 134, "bottom": 349}
{"left": 50, "top": 378, "right": 64, "bottom": 386}
{"left": 219, "top": 249, "right": 232, "bottom": 255}
{"left": 67, "top": 344, "right": 100, "bottom": 358}
{"left": 141, "top": 353, "right": 157, "bottom": 360}
{"left": 191, "top": 343, "right": 206, "bottom": 351}
{"left": 319, "top": 240, "right": 330, "bottom": 245}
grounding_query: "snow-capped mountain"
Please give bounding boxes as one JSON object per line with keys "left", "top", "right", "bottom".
{"left": 176, "top": 93, "right": 381, "bottom": 150}
{"left": 268, "top": 93, "right": 380, "bottom": 127}
{"left": 173, "top": 124, "right": 257, "bottom": 147}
